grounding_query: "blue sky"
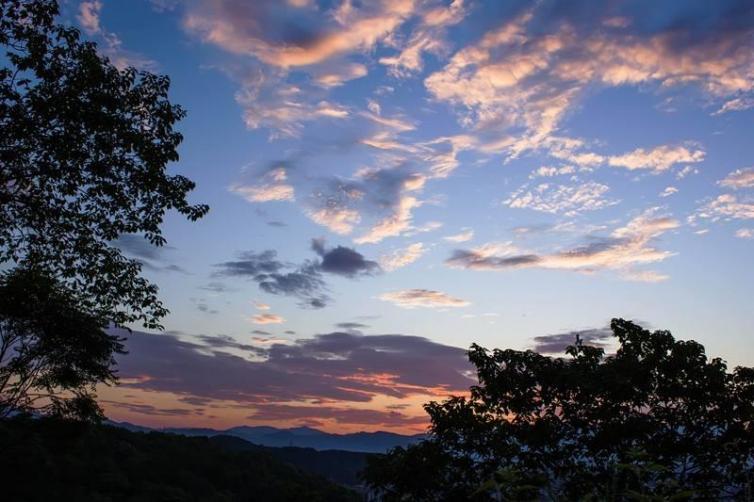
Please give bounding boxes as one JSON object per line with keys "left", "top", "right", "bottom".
{"left": 66, "top": 0, "right": 754, "bottom": 432}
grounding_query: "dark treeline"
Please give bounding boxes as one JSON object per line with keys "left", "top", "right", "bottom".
{"left": 0, "top": 417, "right": 360, "bottom": 502}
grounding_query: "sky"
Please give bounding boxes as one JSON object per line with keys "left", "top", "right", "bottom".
{"left": 63, "top": 0, "right": 754, "bottom": 433}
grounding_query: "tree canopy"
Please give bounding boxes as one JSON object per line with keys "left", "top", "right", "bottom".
{"left": 0, "top": 0, "right": 207, "bottom": 329}
{"left": 363, "top": 319, "right": 754, "bottom": 500}
{"left": 0, "top": 0, "right": 206, "bottom": 419}
{"left": 0, "top": 268, "right": 122, "bottom": 420}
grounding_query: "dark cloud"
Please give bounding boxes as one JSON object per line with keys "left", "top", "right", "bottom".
{"left": 531, "top": 328, "right": 613, "bottom": 355}
{"left": 114, "top": 234, "right": 167, "bottom": 260}
{"left": 196, "top": 334, "right": 261, "bottom": 354}
{"left": 215, "top": 241, "right": 379, "bottom": 308}
{"left": 199, "top": 282, "right": 235, "bottom": 293}
{"left": 336, "top": 322, "right": 369, "bottom": 330}
{"left": 215, "top": 250, "right": 285, "bottom": 277}
{"left": 112, "top": 328, "right": 473, "bottom": 407}
{"left": 311, "top": 238, "right": 380, "bottom": 278}
{"left": 215, "top": 250, "right": 330, "bottom": 308}
{"left": 101, "top": 400, "right": 197, "bottom": 417}
{"left": 115, "top": 234, "right": 189, "bottom": 274}
{"left": 446, "top": 250, "right": 542, "bottom": 269}
{"left": 195, "top": 303, "right": 219, "bottom": 315}
{"left": 266, "top": 220, "right": 287, "bottom": 227}
{"left": 251, "top": 329, "right": 272, "bottom": 336}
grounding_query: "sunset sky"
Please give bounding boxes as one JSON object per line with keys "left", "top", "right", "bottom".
{"left": 68, "top": 0, "right": 754, "bottom": 433}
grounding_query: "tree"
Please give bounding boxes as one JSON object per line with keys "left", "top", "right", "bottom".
{"left": 0, "top": 268, "right": 123, "bottom": 420}
{"left": 362, "top": 319, "right": 754, "bottom": 500}
{"left": 0, "top": 0, "right": 207, "bottom": 329}
{"left": 0, "top": 0, "right": 206, "bottom": 419}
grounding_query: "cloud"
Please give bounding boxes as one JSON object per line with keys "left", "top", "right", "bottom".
{"left": 216, "top": 242, "right": 379, "bottom": 308}
{"left": 114, "top": 234, "right": 188, "bottom": 274}
{"left": 76, "top": 0, "right": 155, "bottom": 70}
{"left": 109, "top": 328, "right": 474, "bottom": 426}
{"left": 230, "top": 167, "right": 295, "bottom": 202}
{"left": 183, "top": 0, "right": 417, "bottom": 68}
{"left": 199, "top": 282, "right": 234, "bottom": 294}
{"left": 336, "top": 322, "right": 369, "bottom": 330}
{"left": 78, "top": 0, "right": 102, "bottom": 35}
{"left": 735, "top": 228, "right": 754, "bottom": 239}
{"left": 529, "top": 165, "right": 576, "bottom": 178}
{"left": 251, "top": 313, "right": 285, "bottom": 325}
{"left": 232, "top": 71, "right": 351, "bottom": 138}
{"left": 660, "top": 186, "right": 678, "bottom": 198}
{"left": 719, "top": 167, "right": 754, "bottom": 190}
{"left": 215, "top": 250, "right": 330, "bottom": 308}
{"left": 505, "top": 181, "right": 618, "bottom": 216}
{"left": 115, "top": 234, "right": 168, "bottom": 261}
{"left": 676, "top": 165, "right": 699, "bottom": 179}
{"left": 531, "top": 328, "right": 613, "bottom": 354}
{"left": 425, "top": 3, "right": 754, "bottom": 157}
{"left": 379, "top": 243, "right": 426, "bottom": 271}
{"left": 548, "top": 141, "right": 706, "bottom": 174}
{"left": 714, "top": 96, "right": 754, "bottom": 115}
{"left": 447, "top": 209, "right": 679, "bottom": 281}
{"left": 313, "top": 62, "right": 368, "bottom": 88}
{"left": 697, "top": 194, "right": 754, "bottom": 221}
{"left": 379, "top": 0, "right": 468, "bottom": 77}
{"left": 379, "top": 289, "right": 469, "bottom": 309}
{"left": 607, "top": 144, "right": 705, "bottom": 172}
{"left": 444, "top": 229, "right": 474, "bottom": 243}
{"left": 196, "top": 334, "right": 260, "bottom": 353}
{"left": 195, "top": 302, "right": 219, "bottom": 315}
{"left": 311, "top": 238, "right": 380, "bottom": 277}
{"left": 306, "top": 167, "right": 427, "bottom": 244}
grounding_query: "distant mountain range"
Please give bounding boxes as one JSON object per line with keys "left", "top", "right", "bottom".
{"left": 110, "top": 420, "right": 425, "bottom": 453}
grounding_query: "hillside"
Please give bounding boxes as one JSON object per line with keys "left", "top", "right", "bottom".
{"left": 0, "top": 418, "right": 360, "bottom": 502}
{"left": 209, "top": 435, "right": 370, "bottom": 488}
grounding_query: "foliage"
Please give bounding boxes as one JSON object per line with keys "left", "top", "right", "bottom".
{"left": 362, "top": 319, "right": 754, "bottom": 500}
{"left": 0, "top": 417, "right": 360, "bottom": 501}
{"left": 211, "top": 435, "right": 371, "bottom": 489}
{"left": 0, "top": 0, "right": 207, "bottom": 329}
{"left": 0, "top": 268, "right": 123, "bottom": 420}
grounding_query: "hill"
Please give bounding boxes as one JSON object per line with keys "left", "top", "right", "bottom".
{"left": 209, "top": 435, "right": 370, "bottom": 488}
{"left": 0, "top": 417, "right": 360, "bottom": 502}
{"left": 113, "top": 421, "right": 424, "bottom": 453}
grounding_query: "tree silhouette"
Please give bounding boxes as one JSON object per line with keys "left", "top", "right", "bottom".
{"left": 363, "top": 319, "right": 754, "bottom": 500}
{"left": 0, "top": 0, "right": 206, "bottom": 418}
{"left": 0, "top": 268, "right": 123, "bottom": 420}
{"left": 0, "top": 0, "right": 207, "bottom": 329}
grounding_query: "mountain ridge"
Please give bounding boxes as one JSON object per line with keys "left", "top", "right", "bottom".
{"left": 109, "top": 420, "right": 425, "bottom": 453}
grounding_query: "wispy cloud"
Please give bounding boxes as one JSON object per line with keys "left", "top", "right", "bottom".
{"left": 505, "top": 181, "right": 618, "bottom": 216}
{"left": 379, "top": 243, "right": 426, "bottom": 271}
{"left": 444, "top": 229, "right": 474, "bottom": 243}
{"left": 447, "top": 209, "right": 679, "bottom": 281}
{"left": 251, "top": 313, "right": 285, "bottom": 325}
{"left": 379, "top": 289, "right": 470, "bottom": 309}
{"left": 719, "top": 167, "right": 754, "bottom": 190}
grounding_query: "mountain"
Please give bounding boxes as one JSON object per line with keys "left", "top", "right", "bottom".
{"left": 0, "top": 417, "right": 360, "bottom": 502}
{"left": 126, "top": 422, "right": 425, "bottom": 453}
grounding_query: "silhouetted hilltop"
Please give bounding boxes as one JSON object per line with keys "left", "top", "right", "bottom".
{"left": 112, "top": 420, "right": 424, "bottom": 453}
{"left": 1, "top": 417, "right": 360, "bottom": 502}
